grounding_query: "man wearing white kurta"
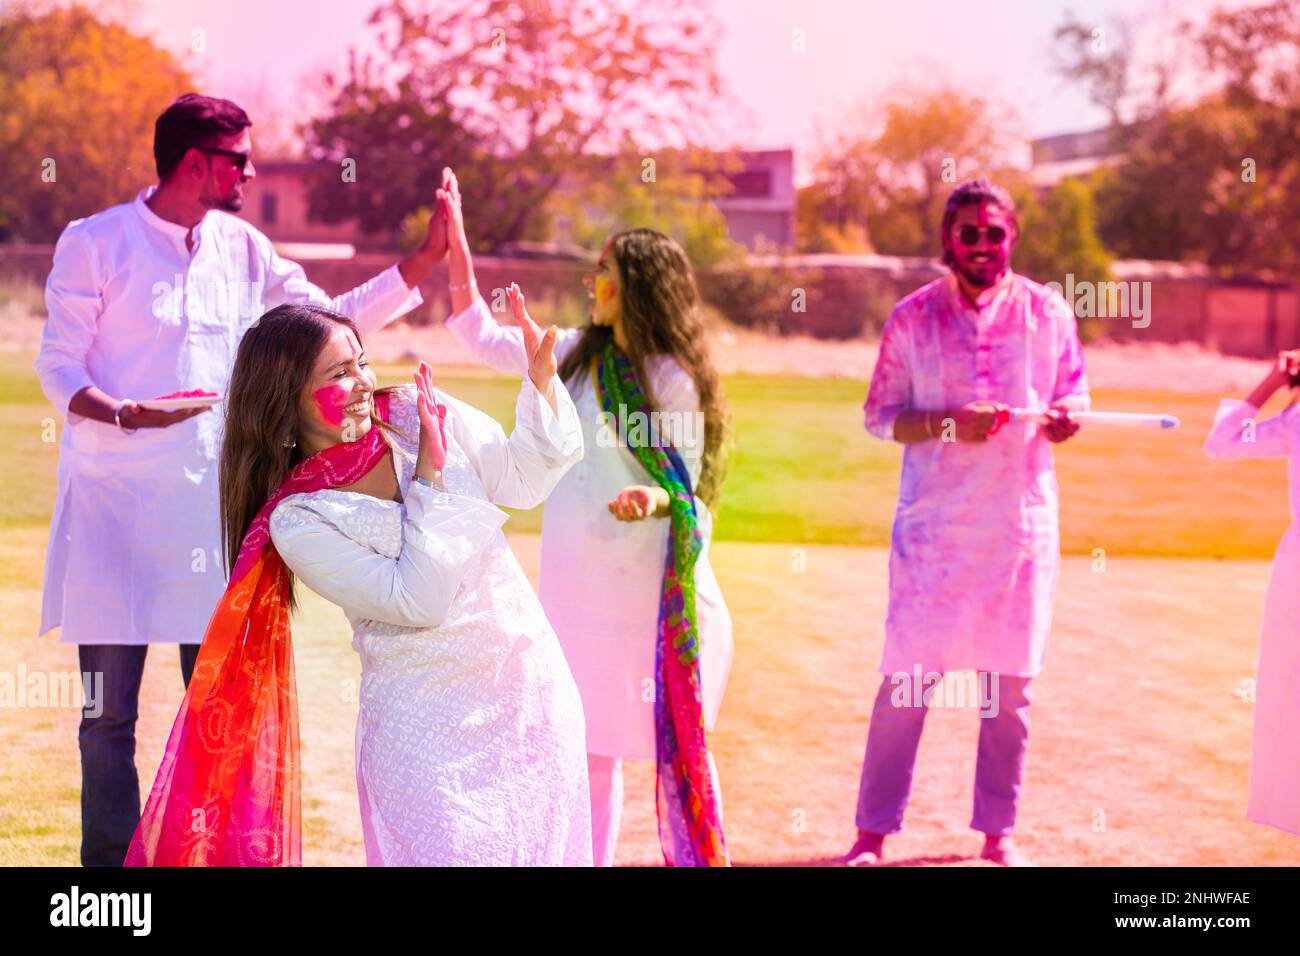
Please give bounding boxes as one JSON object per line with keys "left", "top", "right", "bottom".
{"left": 845, "top": 180, "right": 1090, "bottom": 868}
{"left": 34, "top": 94, "right": 445, "bottom": 866}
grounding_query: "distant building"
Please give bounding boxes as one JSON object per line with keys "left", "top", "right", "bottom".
{"left": 713, "top": 149, "right": 796, "bottom": 251}
{"left": 238, "top": 160, "right": 375, "bottom": 252}
{"left": 1028, "top": 126, "right": 1126, "bottom": 190}
{"left": 237, "top": 149, "right": 796, "bottom": 255}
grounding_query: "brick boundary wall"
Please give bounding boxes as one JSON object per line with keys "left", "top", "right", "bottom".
{"left": 3, "top": 244, "right": 1296, "bottom": 356}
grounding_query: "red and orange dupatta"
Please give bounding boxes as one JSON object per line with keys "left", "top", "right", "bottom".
{"left": 125, "top": 392, "right": 394, "bottom": 866}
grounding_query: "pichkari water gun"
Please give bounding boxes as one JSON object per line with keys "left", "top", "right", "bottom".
{"left": 989, "top": 407, "right": 1180, "bottom": 435}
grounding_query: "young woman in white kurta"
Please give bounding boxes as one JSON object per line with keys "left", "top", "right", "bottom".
{"left": 224, "top": 281, "right": 592, "bottom": 864}
{"left": 446, "top": 299, "right": 733, "bottom": 747}
{"left": 431, "top": 174, "right": 728, "bottom": 868}
{"left": 1203, "top": 349, "right": 1300, "bottom": 837}
{"left": 439, "top": 194, "right": 733, "bottom": 865}
{"left": 269, "top": 380, "right": 592, "bottom": 864}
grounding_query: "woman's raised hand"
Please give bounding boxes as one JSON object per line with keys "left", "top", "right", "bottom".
{"left": 506, "top": 282, "right": 559, "bottom": 407}
{"left": 414, "top": 361, "right": 448, "bottom": 481}
{"left": 436, "top": 167, "right": 466, "bottom": 247}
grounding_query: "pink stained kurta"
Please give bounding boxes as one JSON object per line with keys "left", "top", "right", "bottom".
{"left": 864, "top": 271, "right": 1090, "bottom": 678}
{"left": 1203, "top": 398, "right": 1300, "bottom": 836}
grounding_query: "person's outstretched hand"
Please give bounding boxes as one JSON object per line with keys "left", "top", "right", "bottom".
{"left": 118, "top": 403, "right": 209, "bottom": 429}
{"left": 506, "top": 282, "right": 559, "bottom": 412}
{"left": 414, "top": 361, "right": 448, "bottom": 484}
{"left": 437, "top": 167, "right": 467, "bottom": 250}
{"left": 608, "top": 485, "right": 668, "bottom": 522}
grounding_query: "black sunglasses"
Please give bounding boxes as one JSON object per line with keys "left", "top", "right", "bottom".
{"left": 956, "top": 224, "right": 1008, "bottom": 246}
{"left": 196, "top": 146, "right": 250, "bottom": 171}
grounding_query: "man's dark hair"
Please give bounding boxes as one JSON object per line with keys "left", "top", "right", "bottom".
{"left": 940, "top": 178, "right": 1018, "bottom": 266}
{"left": 153, "top": 94, "right": 252, "bottom": 180}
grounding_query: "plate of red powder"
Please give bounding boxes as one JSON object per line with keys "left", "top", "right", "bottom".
{"left": 138, "top": 389, "right": 223, "bottom": 411}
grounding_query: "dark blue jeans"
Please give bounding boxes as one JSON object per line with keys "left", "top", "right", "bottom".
{"left": 77, "top": 643, "right": 200, "bottom": 867}
{"left": 855, "top": 672, "right": 1033, "bottom": 837}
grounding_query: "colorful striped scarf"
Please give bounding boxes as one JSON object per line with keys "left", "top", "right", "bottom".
{"left": 591, "top": 340, "right": 729, "bottom": 867}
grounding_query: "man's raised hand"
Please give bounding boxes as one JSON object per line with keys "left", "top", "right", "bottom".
{"left": 437, "top": 167, "right": 467, "bottom": 248}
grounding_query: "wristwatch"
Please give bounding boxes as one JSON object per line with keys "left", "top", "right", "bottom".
{"left": 114, "top": 399, "right": 138, "bottom": 435}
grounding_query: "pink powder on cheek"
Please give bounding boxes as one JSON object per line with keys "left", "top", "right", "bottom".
{"left": 313, "top": 383, "right": 352, "bottom": 427}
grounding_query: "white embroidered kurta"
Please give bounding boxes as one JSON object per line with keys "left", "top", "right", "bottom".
{"left": 447, "top": 298, "right": 732, "bottom": 759}
{"left": 1204, "top": 398, "right": 1300, "bottom": 836}
{"left": 269, "top": 382, "right": 593, "bottom": 865}
{"left": 35, "top": 186, "right": 422, "bottom": 645}
{"left": 864, "top": 272, "right": 1090, "bottom": 678}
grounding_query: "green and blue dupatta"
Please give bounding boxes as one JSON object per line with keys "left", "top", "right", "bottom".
{"left": 591, "top": 339, "right": 729, "bottom": 867}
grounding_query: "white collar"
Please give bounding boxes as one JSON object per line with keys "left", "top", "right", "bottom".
{"left": 133, "top": 185, "right": 206, "bottom": 249}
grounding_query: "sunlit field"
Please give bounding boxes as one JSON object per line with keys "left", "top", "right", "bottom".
{"left": 2, "top": 350, "right": 1296, "bottom": 865}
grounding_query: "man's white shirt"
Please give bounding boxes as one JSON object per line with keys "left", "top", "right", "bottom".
{"left": 35, "top": 186, "right": 423, "bottom": 644}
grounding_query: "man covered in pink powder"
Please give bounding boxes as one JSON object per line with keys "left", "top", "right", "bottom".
{"left": 845, "top": 179, "right": 1090, "bottom": 867}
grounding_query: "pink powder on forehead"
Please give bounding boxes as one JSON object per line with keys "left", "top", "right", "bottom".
{"left": 313, "top": 383, "right": 352, "bottom": 427}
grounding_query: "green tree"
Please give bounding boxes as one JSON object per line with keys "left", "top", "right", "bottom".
{"left": 1055, "top": 0, "right": 1300, "bottom": 276}
{"left": 1011, "top": 176, "right": 1113, "bottom": 286}
{"left": 0, "top": 2, "right": 193, "bottom": 241}
{"left": 803, "top": 85, "right": 1013, "bottom": 257}
{"left": 796, "top": 179, "right": 874, "bottom": 253}
{"left": 305, "top": 0, "right": 730, "bottom": 252}
{"left": 1052, "top": 13, "right": 1136, "bottom": 130}
{"left": 543, "top": 148, "right": 742, "bottom": 272}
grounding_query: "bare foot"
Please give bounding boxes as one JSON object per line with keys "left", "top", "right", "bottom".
{"left": 844, "top": 830, "right": 886, "bottom": 867}
{"left": 980, "top": 835, "right": 1036, "bottom": 867}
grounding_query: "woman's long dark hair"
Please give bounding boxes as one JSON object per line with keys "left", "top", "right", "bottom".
{"left": 219, "top": 303, "right": 396, "bottom": 605}
{"left": 557, "top": 228, "right": 731, "bottom": 508}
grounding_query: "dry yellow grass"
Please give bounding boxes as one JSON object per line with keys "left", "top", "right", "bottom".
{"left": 3, "top": 527, "right": 1296, "bottom": 866}
{"left": 3, "top": 328, "right": 1296, "bottom": 866}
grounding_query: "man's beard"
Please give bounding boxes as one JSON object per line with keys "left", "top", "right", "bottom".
{"left": 957, "top": 258, "right": 1005, "bottom": 288}
{"left": 201, "top": 185, "right": 243, "bottom": 213}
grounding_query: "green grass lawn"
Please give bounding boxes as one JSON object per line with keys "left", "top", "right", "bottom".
{"left": 1, "top": 351, "right": 1290, "bottom": 557}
